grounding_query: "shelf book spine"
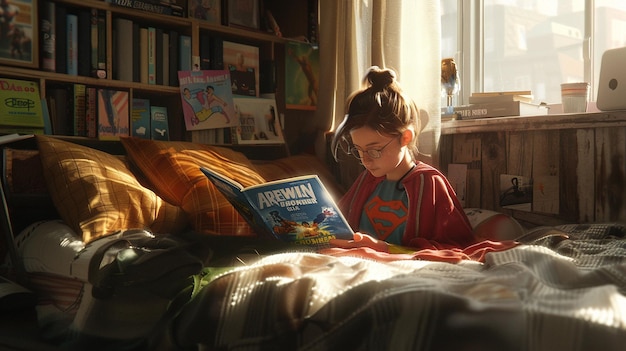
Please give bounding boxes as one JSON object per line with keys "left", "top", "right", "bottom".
{"left": 105, "top": 0, "right": 174, "bottom": 17}
{"left": 133, "top": 22, "right": 141, "bottom": 83}
{"left": 77, "top": 9, "right": 92, "bottom": 77}
{"left": 97, "top": 10, "right": 107, "bottom": 78}
{"left": 139, "top": 27, "right": 149, "bottom": 84}
{"left": 150, "top": 105, "right": 169, "bottom": 140}
{"left": 148, "top": 27, "right": 156, "bottom": 84}
{"left": 40, "top": 1, "right": 56, "bottom": 72}
{"left": 131, "top": 98, "right": 151, "bottom": 139}
{"left": 73, "top": 84, "right": 87, "bottom": 136}
{"left": 55, "top": 4, "right": 67, "bottom": 74}
{"left": 66, "top": 14, "right": 78, "bottom": 75}
{"left": 168, "top": 30, "right": 179, "bottom": 86}
{"left": 155, "top": 28, "right": 164, "bottom": 85}
{"left": 455, "top": 101, "right": 548, "bottom": 120}
{"left": 85, "top": 87, "right": 98, "bottom": 138}
{"left": 199, "top": 32, "right": 211, "bottom": 70}
{"left": 161, "top": 32, "right": 170, "bottom": 86}
{"left": 114, "top": 17, "right": 134, "bottom": 82}
{"left": 179, "top": 35, "right": 192, "bottom": 71}
{"left": 90, "top": 9, "right": 99, "bottom": 77}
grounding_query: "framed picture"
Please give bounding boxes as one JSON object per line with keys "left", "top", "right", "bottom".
{"left": 232, "top": 97, "right": 284, "bottom": 144}
{"left": 285, "top": 40, "right": 319, "bottom": 110}
{"left": 223, "top": 40, "right": 259, "bottom": 97}
{"left": 0, "top": 0, "right": 37, "bottom": 68}
{"left": 227, "top": 0, "right": 259, "bottom": 29}
{"left": 188, "top": 0, "right": 221, "bottom": 25}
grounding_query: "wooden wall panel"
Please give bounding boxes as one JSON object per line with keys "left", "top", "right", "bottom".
{"left": 571, "top": 129, "right": 595, "bottom": 222}
{"left": 595, "top": 127, "right": 626, "bottom": 222}
{"left": 452, "top": 134, "right": 482, "bottom": 208}
{"left": 505, "top": 131, "right": 533, "bottom": 179}
{"left": 480, "top": 132, "right": 507, "bottom": 210}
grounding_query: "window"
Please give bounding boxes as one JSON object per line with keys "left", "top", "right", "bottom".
{"left": 441, "top": 0, "right": 626, "bottom": 105}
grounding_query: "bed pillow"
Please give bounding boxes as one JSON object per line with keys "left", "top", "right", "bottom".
{"left": 120, "top": 137, "right": 266, "bottom": 236}
{"left": 36, "top": 136, "right": 188, "bottom": 243}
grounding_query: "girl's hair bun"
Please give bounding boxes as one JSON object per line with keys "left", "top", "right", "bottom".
{"left": 365, "top": 66, "right": 396, "bottom": 91}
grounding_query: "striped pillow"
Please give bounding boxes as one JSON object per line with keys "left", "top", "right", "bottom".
{"left": 121, "top": 137, "right": 266, "bottom": 236}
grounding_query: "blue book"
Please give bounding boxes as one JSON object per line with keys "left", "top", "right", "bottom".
{"left": 200, "top": 168, "right": 354, "bottom": 248}
{"left": 148, "top": 27, "right": 156, "bottom": 84}
{"left": 66, "top": 14, "right": 78, "bottom": 75}
{"left": 150, "top": 105, "right": 169, "bottom": 140}
{"left": 179, "top": 35, "right": 192, "bottom": 71}
{"left": 131, "top": 98, "right": 151, "bottom": 139}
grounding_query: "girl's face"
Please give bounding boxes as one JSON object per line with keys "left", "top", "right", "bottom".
{"left": 349, "top": 126, "right": 413, "bottom": 180}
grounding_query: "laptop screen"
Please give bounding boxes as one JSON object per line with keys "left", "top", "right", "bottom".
{"left": 597, "top": 46, "right": 626, "bottom": 111}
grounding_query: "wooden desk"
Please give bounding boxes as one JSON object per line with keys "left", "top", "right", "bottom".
{"left": 439, "top": 111, "right": 626, "bottom": 227}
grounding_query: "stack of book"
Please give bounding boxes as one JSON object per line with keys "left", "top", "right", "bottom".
{"left": 453, "top": 90, "right": 548, "bottom": 120}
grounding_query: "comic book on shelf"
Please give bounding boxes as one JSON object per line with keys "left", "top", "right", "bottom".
{"left": 200, "top": 167, "right": 354, "bottom": 248}
{"left": 0, "top": 78, "right": 45, "bottom": 133}
{"left": 178, "top": 70, "right": 236, "bottom": 131}
{"left": 223, "top": 41, "right": 259, "bottom": 97}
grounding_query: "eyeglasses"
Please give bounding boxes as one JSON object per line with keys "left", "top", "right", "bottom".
{"left": 348, "top": 137, "right": 398, "bottom": 160}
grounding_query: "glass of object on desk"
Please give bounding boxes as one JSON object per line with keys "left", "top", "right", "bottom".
{"left": 561, "top": 82, "right": 589, "bottom": 113}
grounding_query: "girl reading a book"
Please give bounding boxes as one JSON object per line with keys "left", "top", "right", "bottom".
{"left": 326, "top": 66, "right": 508, "bottom": 261}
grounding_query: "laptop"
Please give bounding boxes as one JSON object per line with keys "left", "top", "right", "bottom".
{"left": 597, "top": 46, "right": 626, "bottom": 111}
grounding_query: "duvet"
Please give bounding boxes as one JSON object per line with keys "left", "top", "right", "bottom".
{"left": 169, "top": 223, "right": 626, "bottom": 351}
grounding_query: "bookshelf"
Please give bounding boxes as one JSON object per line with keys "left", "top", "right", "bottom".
{"left": 0, "top": 0, "right": 319, "bottom": 159}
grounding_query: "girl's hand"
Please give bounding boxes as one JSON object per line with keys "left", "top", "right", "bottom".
{"left": 329, "top": 232, "right": 389, "bottom": 252}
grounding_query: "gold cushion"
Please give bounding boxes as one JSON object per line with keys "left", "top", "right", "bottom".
{"left": 120, "top": 137, "right": 266, "bottom": 236}
{"left": 36, "top": 135, "right": 188, "bottom": 243}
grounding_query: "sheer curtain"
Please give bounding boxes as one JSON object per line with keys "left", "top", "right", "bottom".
{"left": 316, "top": 0, "right": 442, "bottom": 186}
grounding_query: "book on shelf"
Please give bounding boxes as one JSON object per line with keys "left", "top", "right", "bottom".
{"left": 72, "top": 84, "right": 86, "bottom": 136}
{"left": 131, "top": 98, "right": 151, "bottom": 139}
{"left": 105, "top": 0, "right": 182, "bottom": 17}
{"left": 168, "top": 30, "right": 180, "bottom": 86}
{"left": 95, "top": 9, "right": 107, "bottom": 78}
{"left": 285, "top": 40, "right": 319, "bottom": 110}
{"left": 223, "top": 40, "right": 259, "bottom": 97}
{"left": 66, "top": 13, "right": 78, "bottom": 75}
{"left": 471, "top": 90, "right": 532, "bottom": 97}
{"left": 46, "top": 85, "right": 70, "bottom": 135}
{"left": 232, "top": 97, "right": 284, "bottom": 144}
{"left": 178, "top": 70, "right": 236, "bottom": 131}
{"left": 97, "top": 89, "right": 130, "bottom": 140}
{"left": 454, "top": 100, "right": 548, "bottom": 120}
{"left": 200, "top": 167, "right": 354, "bottom": 248}
{"left": 179, "top": 35, "right": 192, "bottom": 72}
{"left": 189, "top": 0, "right": 221, "bottom": 24}
{"left": 55, "top": 3, "right": 68, "bottom": 74}
{"left": 40, "top": 0, "right": 56, "bottom": 72}
{"left": 0, "top": 78, "right": 45, "bottom": 132}
{"left": 150, "top": 105, "right": 169, "bottom": 140}
{"left": 139, "top": 27, "right": 149, "bottom": 83}
{"left": 159, "top": 29, "right": 169, "bottom": 86}
{"left": 114, "top": 17, "right": 134, "bottom": 82}
{"left": 85, "top": 87, "right": 98, "bottom": 138}
{"left": 77, "top": 9, "right": 92, "bottom": 77}
{"left": 148, "top": 27, "right": 157, "bottom": 84}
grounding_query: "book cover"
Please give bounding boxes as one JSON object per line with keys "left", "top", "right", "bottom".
{"left": 150, "top": 105, "right": 169, "bottom": 140}
{"left": 40, "top": 0, "right": 56, "bottom": 72}
{"left": 200, "top": 168, "right": 354, "bottom": 247}
{"left": 285, "top": 40, "right": 319, "bottom": 110}
{"left": 66, "top": 14, "right": 78, "bottom": 75}
{"left": 114, "top": 17, "right": 134, "bottom": 82}
{"left": 72, "top": 84, "right": 86, "bottom": 136}
{"left": 189, "top": 0, "right": 221, "bottom": 24}
{"left": 0, "top": 78, "right": 44, "bottom": 129}
{"left": 97, "top": 89, "right": 130, "bottom": 140}
{"left": 468, "top": 93, "right": 533, "bottom": 104}
{"left": 223, "top": 41, "right": 259, "bottom": 97}
{"left": 178, "top": 70, "right": 236, "bottom": 131}
{"left": 131, "top": 98, "right": 151, "bottom": 138}
{"left": 232, "top": 97, "right": 284, "bottom": 144}
{"left": 455, "top": 101, "right": 548, "bottom": 120}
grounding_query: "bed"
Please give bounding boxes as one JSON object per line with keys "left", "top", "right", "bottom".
{"left": 1, "top": 135, "right": 625, "bottom": 351}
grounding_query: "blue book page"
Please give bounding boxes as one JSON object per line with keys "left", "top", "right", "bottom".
{"left": 242, "top": 175, "right": 354, "bottom": 247}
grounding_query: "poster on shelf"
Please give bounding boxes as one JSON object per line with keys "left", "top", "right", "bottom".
{"left": 232, "top": 97, "right": 284, "bottom": 144}
{"left": 178, "top": 70, "right": 237, "bottom": 131}
{"left": 223, "top": 40, "right": 259, "bottom": 97}
{"left": 285, "top": 40, "right": 319, "bottom": 110}
{"left": 0, "top": 0, "right": 38, "bottom": 68}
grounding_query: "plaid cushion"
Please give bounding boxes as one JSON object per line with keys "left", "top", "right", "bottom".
{"left": 36, "top": 136, "right": 188, "bottom": 243}
{"left": 121, "top": 137, "right": 266, "bottom": 236}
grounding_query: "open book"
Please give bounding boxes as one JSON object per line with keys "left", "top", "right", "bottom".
{"left": 200, "top": 167, "right": 354, "bottom": 247}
